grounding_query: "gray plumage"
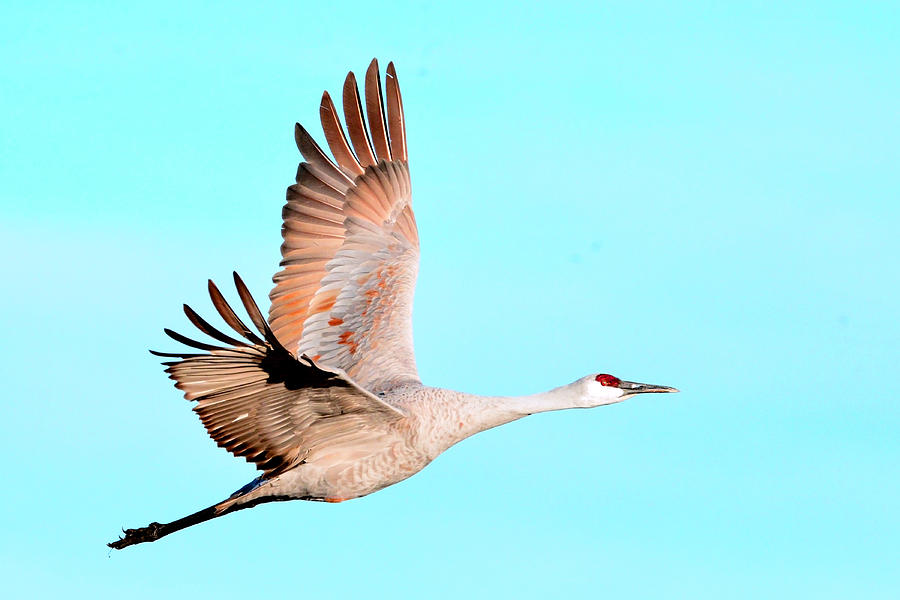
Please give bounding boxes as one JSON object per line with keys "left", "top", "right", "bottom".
{"left": 108, "top": 59, "right": 677, "bottom": 550}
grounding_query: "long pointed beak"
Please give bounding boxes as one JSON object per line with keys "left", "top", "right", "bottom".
{"left": 618, "top": 380, "right": 680, "bottom": 395}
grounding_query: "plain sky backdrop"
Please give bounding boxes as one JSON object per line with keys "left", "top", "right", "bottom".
{"left": 1, "top": 1, "right": 898, "bottom": 598}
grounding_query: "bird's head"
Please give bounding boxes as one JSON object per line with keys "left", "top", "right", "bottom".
{"left": 578, "top": 373, "right": 679, "bottom": 407}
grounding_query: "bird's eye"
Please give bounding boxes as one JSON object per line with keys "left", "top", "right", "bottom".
{"left": 595, "top": 374, "right": 621, "bottom": 387}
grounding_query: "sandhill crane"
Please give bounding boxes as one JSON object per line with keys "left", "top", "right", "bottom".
{"left": 108, "top": 59, "right": 678, "bottom": 550}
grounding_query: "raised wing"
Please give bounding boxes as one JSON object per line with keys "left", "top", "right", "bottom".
{"left": 154, "top": 273, "right": 406, "bottom": 478}
{"left": 269, "top": 59, "right": 419, "bottom": 392}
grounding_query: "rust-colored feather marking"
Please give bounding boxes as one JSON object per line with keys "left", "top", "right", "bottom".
{"left": 269, "top": 59, "right": 419, "bottom": 390}
{"left": 152, "top": 276, "right": 405, "bottom": 478}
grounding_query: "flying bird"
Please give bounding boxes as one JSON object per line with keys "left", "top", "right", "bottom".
{"left": 109, "top": 59, "right": 678, "bottom": 549}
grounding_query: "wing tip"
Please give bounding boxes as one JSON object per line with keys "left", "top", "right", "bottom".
{"left": 320, "top": 89, "right": 333, "bottom": 109}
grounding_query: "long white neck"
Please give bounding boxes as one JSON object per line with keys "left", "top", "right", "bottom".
{"left": 496, "top": 383, "right": 587, "bottom": 419}
{"left": 447, "top": 382, "right": 587, "bottom": 446}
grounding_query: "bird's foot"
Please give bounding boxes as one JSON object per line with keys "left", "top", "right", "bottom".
{"left": 107, "top": 522, "right": 165, "bottom": 550}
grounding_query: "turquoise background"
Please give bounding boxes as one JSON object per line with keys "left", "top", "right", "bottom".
{"left": 2, "top": 1, "right": 898, "bottom": 597}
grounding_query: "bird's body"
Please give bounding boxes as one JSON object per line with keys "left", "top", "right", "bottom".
{"left": 237, "top": 386, "right": 504, "bottom": 504}
{"left": 109, "top": 60, "right": 677, "bottom": 550}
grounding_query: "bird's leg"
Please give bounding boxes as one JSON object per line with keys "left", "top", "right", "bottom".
{"left": 108, "top": 504, "right": 223, "bottom": 550}
{"left": 108, "top": 491, "right": 291, "bottom": 550}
